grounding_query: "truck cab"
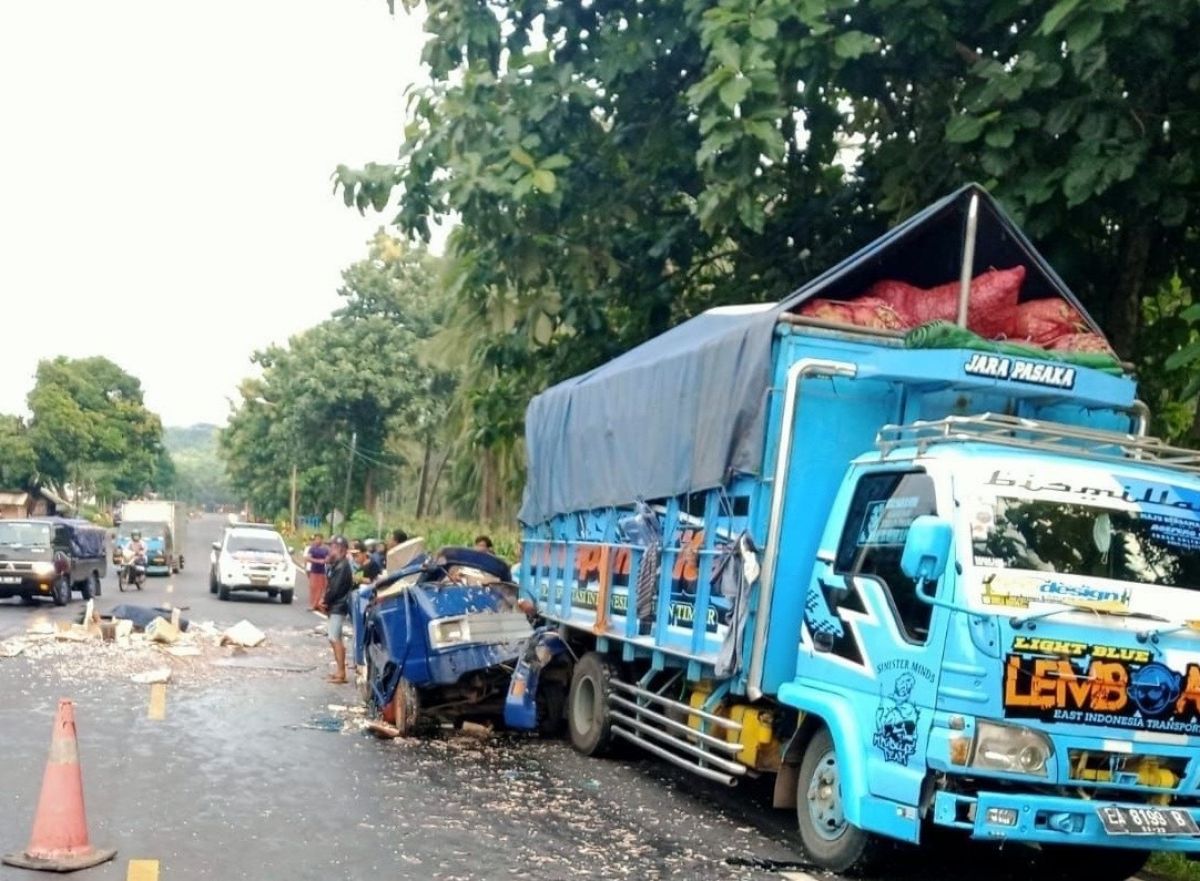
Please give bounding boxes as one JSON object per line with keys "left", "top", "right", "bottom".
{"left": 781, "top": 419, "right": 1200, "bottom": 874}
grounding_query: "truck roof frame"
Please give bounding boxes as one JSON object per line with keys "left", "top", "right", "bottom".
{"left": 876, "top": 412, "right": 1200, "bottom": 474}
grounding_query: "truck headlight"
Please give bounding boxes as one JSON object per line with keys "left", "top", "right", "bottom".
{"left": 970, "top": 720, "right": 1052, "bottom": 777}
{"left": 429, "top": 616, "right": 471, "bottom": 649}
{"left": 30, "top": 561, "right": 55, "bottom": 577}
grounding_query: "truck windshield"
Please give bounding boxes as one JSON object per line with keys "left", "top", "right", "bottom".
{"left": 119, "top": 522, "right": 166, "bottom": 540}
{"left": 0, "top": 522, "right": 51, "bottom": 547}
{"left": 227, "top": 535, "right": 285, "bottom": 554}
{"left": 973, "top": 497, "right": 1200, "bottom": 588}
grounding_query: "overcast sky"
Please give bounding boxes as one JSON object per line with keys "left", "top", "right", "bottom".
{"left": 0, "top": 0, "right": 434, "bottom": 428}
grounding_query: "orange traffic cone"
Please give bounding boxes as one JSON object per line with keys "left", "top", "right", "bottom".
{"left": 2, "top": 699, "right": 117, "bottom": 872}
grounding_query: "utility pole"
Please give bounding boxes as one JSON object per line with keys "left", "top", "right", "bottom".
{"left": 342, "top": 430, "right": 357, "bottom": 530}
{"left": 289, "top": 464, "right": 298, "bottom": 530}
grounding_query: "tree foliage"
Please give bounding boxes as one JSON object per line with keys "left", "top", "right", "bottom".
{"left": 335, "top": 0, "right": 1200, "bottom": 460}
{"left": 0, "top": 415, "right": 37, "bottom": 490}
{"left": 164, "top": 424, "right": 236, "bottom": 507}
{"left": 220, "top": 234, "right": 456, "bottom": 520}
{"left": 26, "top": 356, "right": 171, "bottom": 501}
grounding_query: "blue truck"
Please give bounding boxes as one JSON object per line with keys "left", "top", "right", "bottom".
{"left": 503, "top": 185, "right": 1200, "bottom": 879}
{"left": 353, "top": 547, "right": 532, "bottom": 734}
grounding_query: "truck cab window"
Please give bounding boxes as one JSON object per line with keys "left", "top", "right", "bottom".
{"left": 835, "top": 471, "right": 938, "bottom": 644}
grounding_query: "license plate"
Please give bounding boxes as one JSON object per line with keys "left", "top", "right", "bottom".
{"left": 250, "top": 577, "right": 268, "bottom": 585}
{"left": 1098, "top": 805, "right": 1200, "bottom": 836}
{"left": 0, "top": 576, "right": 19, "bottom": 584}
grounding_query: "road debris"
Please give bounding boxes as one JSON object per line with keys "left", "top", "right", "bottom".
{"left": 130, "top": 668, "right": 172, "bottom": 684}
{"left": 221, "top": 620, "right": 266, "bottom": 648}
{"left": 146, "top": 617, "right": 182, "bottom": 644}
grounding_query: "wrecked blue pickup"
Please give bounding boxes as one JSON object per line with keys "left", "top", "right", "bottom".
{"left": 352, "top": 547, "right": 532, "bottom": 735}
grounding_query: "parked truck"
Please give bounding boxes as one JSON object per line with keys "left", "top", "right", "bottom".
{"left": 503, "top": 185, "right": 1200, "bottom": 879}
{"left": 115, "top": 500, "right": 186, "bottom": 575}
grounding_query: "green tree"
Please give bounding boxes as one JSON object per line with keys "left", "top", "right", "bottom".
{"left": 220, "top": 234, "right": 455, "bottom": 520}
{"left": 27, "top": 356, "right": 170, "bottom": 503}
{"left": 337, "top": 0, "right": 1200, "bottom": 458}
{"left": 0, "top": 415, "right": 38, "bottom": 490}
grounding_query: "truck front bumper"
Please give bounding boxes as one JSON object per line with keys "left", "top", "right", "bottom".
{"left": 934, "top": 789, "right": 1200, "bottom": 852}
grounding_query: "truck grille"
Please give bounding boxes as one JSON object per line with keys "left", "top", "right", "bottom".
{"left": 0, "top": 561, "right": 34, "bottom": 573}
{"left": 1067, "top": 749, "right": 1187, "bottom": 793}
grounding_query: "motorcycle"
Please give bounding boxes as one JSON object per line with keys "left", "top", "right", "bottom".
{"left": 118, "top": 557, "right": 147, "bottom": 591}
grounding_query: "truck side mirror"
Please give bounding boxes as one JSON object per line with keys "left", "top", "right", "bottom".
{"left": 901, "top": 516, "right": 953, "bottom": 599}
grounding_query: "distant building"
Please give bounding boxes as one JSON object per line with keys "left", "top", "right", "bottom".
{"left": 0, "top": 485, "right": 75, "bottom": 520}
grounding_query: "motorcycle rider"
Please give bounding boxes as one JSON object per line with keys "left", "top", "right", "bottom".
{"left": 125, "top": 530, "right": 148, "bottom": 573}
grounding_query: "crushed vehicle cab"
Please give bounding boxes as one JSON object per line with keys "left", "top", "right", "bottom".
{"left": 504, "top": 184, "right": 1200, "bottom": 880}
{"left": 0, "top": 518, "right": 107, "bottom": 605}
{"left": 353, "top": 547, "right": 532, "bottom": 735}
{"left": 210, "top": 526, "right": 296, "bottom": 604}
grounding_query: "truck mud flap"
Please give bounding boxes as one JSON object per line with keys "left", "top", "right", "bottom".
{"left": 607, "top": 679, "right": 748, "bottom": 786}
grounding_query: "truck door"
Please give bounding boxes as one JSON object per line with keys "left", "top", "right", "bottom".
{"left": 799, "top": 468, "right": 950, "bottom": 808}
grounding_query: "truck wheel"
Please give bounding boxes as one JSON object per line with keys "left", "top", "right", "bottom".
{"left": 1038, "top": 846, "right": 1148, "bottom": 881}
{"left": 280, "top": 589, "right": 294, "bottom": 605}
{"left": 52, "top": 577, "right": 70, "bottom": 607}
{"left": 209, "top": 571, "right": 217, "bottom": 594}
{"left": 218, "top": 583, "right": 231, "bottom": 601}
{"left": 567, "top": 652, "right": 617, "bottom": 757}
{"left": 796, "top": 727, "right": 877, "bottom": 873}
{"left": 385, "top": 678, "right": 419, "bottom": 737}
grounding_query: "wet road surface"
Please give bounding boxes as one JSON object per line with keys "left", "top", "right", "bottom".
{"left": 0, "top": 515, "right": 1067, "bottom": 880}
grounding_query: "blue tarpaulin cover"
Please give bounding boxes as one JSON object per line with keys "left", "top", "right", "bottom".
{"left": 519, "top": 185, "right": 1106, "bottom": 525}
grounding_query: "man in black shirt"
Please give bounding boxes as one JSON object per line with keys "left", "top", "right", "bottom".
{"left": 319, "top": 536, "right": 354, "bottom": 684}
{"left": 353, "top": 540, "right": 383, "bottom": 585}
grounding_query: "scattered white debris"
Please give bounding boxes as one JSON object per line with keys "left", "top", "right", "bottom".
{"left": 130, "top": 668, "right": 172, "bottom": 684}
{"left": 221, "top": 620, "right": 266, "bottom": 648}
{"left": 164, "top": 645, "right": 202, "bottom": 657}
{"left": 145, "top": 617, "right": 182, "bottom": 645}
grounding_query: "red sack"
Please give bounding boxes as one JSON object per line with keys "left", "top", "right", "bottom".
{"left": 866, "top": 267, "right": 1024, "bottom": 337}
{"left": 848, "top": 297, "right": 906, "bottom": 330}
{"left": 798, "top": 297, "right": 904, "bottom": 330}
{"left": 1049, "top": 333, "right": 1113, "bottom": 354}
{"left": 924, "top": 266, "right": 1024, "bottom": 339}
{"left": 1014, "top": 299, "right": 1087, "bottom": 346}
{"left": 798, "top": 299, "right": 854, "bottom": 323}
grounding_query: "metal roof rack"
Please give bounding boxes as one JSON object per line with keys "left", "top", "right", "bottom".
{"left": 876, "top": 413, "right": 1200, "bottom": 474}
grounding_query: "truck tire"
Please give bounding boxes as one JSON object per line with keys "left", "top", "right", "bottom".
{"left": 386, "top": 677, "right": 419, "bottom": 737}
{"left": 218, "top": 582, "right": 231, "bottom": 601}
{"left": 52, "top": 576, "right": 71, "bottom": 607}
{"left": 1038, "top": 846, "right": 1148, "bottom": 881}
{"left": 796, "top": 727, "right": 878, "bottom": 873}
{"left": 280, "top": 588, "right": 294, "bottom": 605}
{"left": 209, "top": 570, "right": 218, "bottom": 593}
{"left": 567, "top": 652, "right": 618, "bottom": 757}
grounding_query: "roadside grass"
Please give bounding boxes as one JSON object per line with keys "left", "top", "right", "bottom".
{"left": 1149, "top": 853, "right": 1200, "bottom": 881}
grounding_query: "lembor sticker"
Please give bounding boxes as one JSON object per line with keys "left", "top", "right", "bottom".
{"left": 1003, "top": 641, "right": 1200, "bottom": 734}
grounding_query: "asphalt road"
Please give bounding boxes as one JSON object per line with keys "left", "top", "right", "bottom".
{"left": 0, "top": 515, "right": 1079, "bottom": 880}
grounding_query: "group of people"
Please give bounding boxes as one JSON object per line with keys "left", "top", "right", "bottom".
{"left": 302, "top": 529, "right": 409, "bottom": 683}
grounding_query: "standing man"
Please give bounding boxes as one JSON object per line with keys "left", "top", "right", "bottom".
{"left": 304, "top": 533, "right": 330, "bottom": 612}
{"left": 318, "top": 536, "right": 354, "bottom": 684}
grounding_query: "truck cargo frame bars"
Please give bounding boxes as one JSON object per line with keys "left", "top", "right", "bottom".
{"left": 748, "top": 358, "right": 859, "bottom": 701}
